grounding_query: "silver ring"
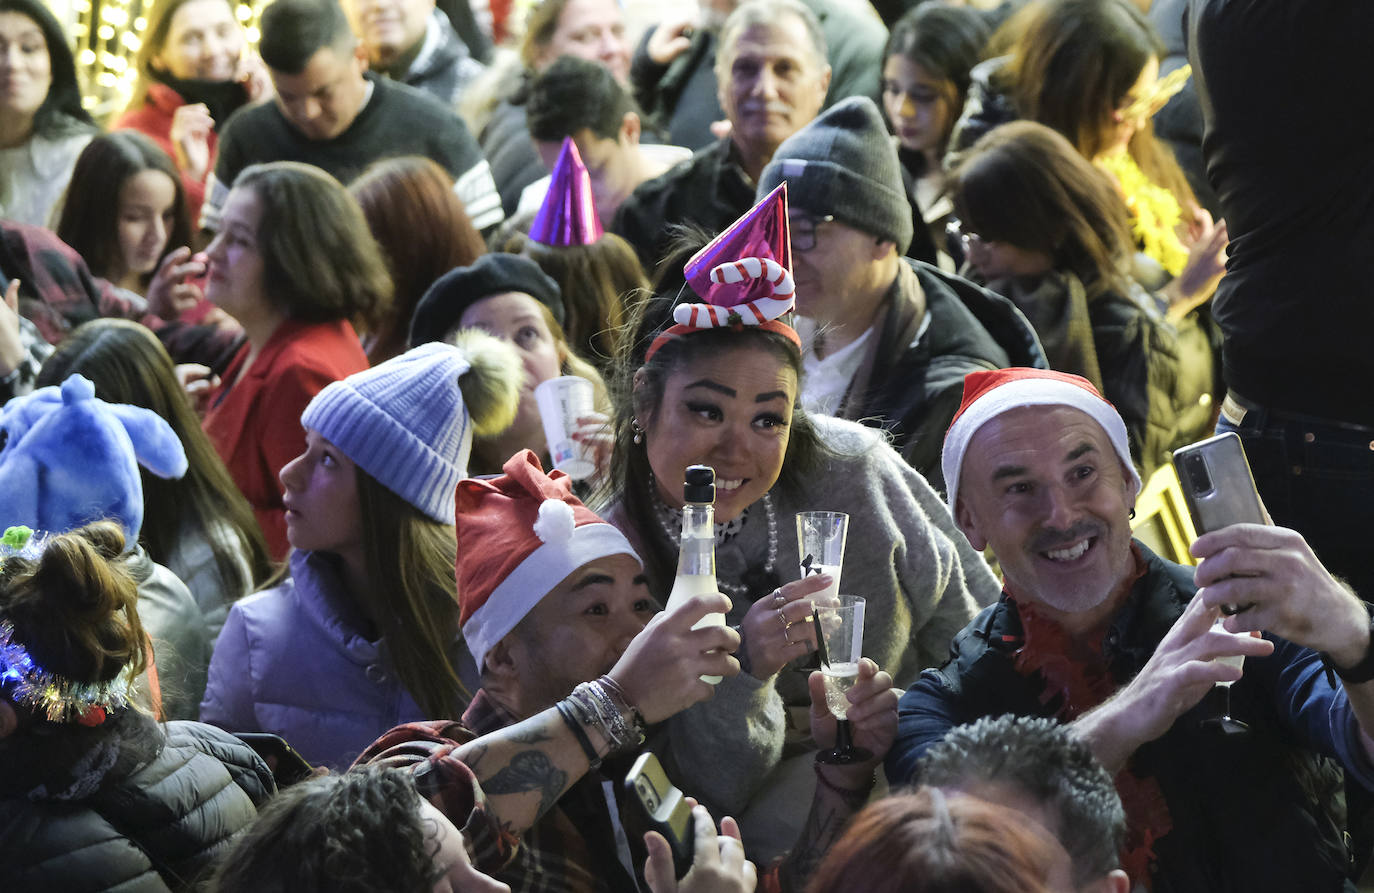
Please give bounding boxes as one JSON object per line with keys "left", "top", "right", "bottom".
{"left": 778, "top": 608, "right": 789, "bottom": 635}
{"left": 772, "top": 589, "right": 786, "bottom": 608}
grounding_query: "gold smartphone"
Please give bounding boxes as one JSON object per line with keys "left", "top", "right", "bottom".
{"left": 624, "top": 751, "right": 694, "bottom": 878}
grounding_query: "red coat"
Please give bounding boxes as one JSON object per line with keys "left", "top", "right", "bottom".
{"left": 203, "top": 318, "right": 367, "bottom": 560}
{"left": 114, "top": 84, "right": 216, "bottom": 225}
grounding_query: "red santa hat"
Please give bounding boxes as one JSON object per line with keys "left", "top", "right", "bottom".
{"left": 942, "top": 368, "right": 1141, "bottom": 513}
{"left": 456, "top": 450, "right": 640, "bottom": 670}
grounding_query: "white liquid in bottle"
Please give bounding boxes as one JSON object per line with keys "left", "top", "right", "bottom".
{"left": 665, "top": 468, "right": 725, "bottom": 684}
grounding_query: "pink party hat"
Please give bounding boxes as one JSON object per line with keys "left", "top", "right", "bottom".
{"left": 646, "top": 184, "right": 799, "bottom": 361}
{"left": 529, "top": 137, "right": 604, "bottom": 246}
{"left": 683, "top": 183, "right": 792, "bottom": 306}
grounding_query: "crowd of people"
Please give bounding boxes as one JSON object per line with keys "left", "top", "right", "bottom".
{"left": 1, "top": 0, "right": 1372, "bottom": 890}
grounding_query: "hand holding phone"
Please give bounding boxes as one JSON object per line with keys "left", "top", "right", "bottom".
{"left": 625, "top": 751, "right": 694, "bottom": 879}
{"left": 236, "top": 732, "right": 315, "bottom": 787}
{"left": 1173, "top": 432, "right": 1266, "bottom": 614}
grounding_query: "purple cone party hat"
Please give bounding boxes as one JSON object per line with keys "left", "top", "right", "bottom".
{"left": 529, "top": 137, "right": 604, "bottom": 247}
{"left": 647, "top": 183, "right": 800, "bottom": 361}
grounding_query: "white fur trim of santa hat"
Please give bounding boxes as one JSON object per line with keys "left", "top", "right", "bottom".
{"left": 462, "top": 503, "right": 640, "bottom": 672}
{"left": 942, "top": 369, "right": 1141, "bottom": 514}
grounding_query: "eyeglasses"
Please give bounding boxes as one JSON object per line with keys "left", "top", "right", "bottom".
{"left": 789, "top": 213, "right": 835, "bottom": 252}
{"left": 1119, "top": 64, "right": 1191, "bottom": 123}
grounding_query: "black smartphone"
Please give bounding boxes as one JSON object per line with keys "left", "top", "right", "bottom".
{"left": 1172, "top": 432, "right": 1266, "bottom": 613}
{"left": 235, "top": 732, "right": 315, "bottom": 787}
{"left": 624, "top": 751, "right": 695, "bottom": 879}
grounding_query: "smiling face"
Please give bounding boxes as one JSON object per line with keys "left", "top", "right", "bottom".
{"left": 501, "top": 552, "right": 653, "bottom": 714}
{"left": 535, "top": 0, "right": 630, "bottom": 84}
{"left": 155, "top": 0, "right": 244, "bottom": 82}
{"left": 882, "top": 55, "right": 957, "bottom": 159}
{"left": 717, "top": 16, "right": 830, "bottom": 169}
{"left": 279, "top": 429, "right": 365, "bottom": 556}
{"left": 639, "top": 342, "right": 798, "bottom": 523}
{"left": 954, "top": 405, "right": 1137, "bottom": 630}
{"left": 0, "top": 11, "right": 51, "bottom": 123}
{"left": 115, "top": 169, "right": 178, "bottom": 281}
{"left": 343, "top": 0, "right": 433, "bottom": 69}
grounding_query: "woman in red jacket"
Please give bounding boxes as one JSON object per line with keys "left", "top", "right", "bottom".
{"left": 200, "top": 161, "right": 390, "bottom": 560}
{"left": 113, "top": 0, "right": 269, "bottom": 224}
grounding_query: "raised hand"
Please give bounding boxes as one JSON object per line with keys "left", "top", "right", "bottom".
{"left": 739, "top": 573, "right": 835, "bottom": 679}
{"left": 608, "top": 592, "right": 741, "bottom": 723}
{"left": 146, "top": 247, "right": 207, "bottom": 321}
{"left": 645, "top": 806, "right": 758, "bottom": 893}
{"left": 1072, "top": 591, "right": 1273, "bottom": 772}
{"left": 169, "top": 103, "right": 215, "bottom": 181}
{"left": 1193, "top": 523, "right": 1368, "bottom": 664}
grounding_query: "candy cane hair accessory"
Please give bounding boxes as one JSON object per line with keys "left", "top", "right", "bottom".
{"left": 646, "top": 183, "right": 801, "bottom": 362}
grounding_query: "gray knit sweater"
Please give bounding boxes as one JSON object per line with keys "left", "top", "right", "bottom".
{"left": 603, "top": 415, "right": 1000, "bottom": 828}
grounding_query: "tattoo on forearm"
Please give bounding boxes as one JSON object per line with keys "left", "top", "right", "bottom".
{"left": 480, "top": 750, "right": 569, "bottom": 819}
{"left": 784, "top": 801, "right": 858, "bottom": 885}
{"left": 508, "top": 727, "right": 554, "bottom": 745}
{"left": 462, "top": 742, "right": 489, "bottom": 772}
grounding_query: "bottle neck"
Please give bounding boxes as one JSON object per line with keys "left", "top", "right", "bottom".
{"left": 675, "top": 502, "right": 715, "bottom": 577}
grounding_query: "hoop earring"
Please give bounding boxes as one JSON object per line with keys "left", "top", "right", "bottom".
{"left": 632, "top": 419, "right": 644, "bottom": 445}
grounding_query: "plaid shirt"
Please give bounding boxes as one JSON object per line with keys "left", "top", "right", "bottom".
{"left": 462, "top": 690, "right": 641, "bottom": 893}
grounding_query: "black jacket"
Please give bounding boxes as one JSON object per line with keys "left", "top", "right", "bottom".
{"left": 836, "top": 260, "right": 1046, "bottom": 491}
{"left": 890, "top": 543, "right": 1362, "bottom": 892}
{"left": 0, "top": 713, "right": 273, "bottom": 891}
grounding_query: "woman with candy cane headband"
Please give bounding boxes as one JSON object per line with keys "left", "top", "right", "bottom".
{"left": 598, "top": 186, "right": 1000, "bottom": 859}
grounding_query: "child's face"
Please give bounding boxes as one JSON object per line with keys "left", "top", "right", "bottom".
{"left": 279, "top": 430, "right": 364, "bottom": 557}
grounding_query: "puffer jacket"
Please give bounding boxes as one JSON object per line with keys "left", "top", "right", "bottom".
{"left": 0, "top": 711, "right": 273, "bottom": 892}
{"left": 201, "top": 550, "right": 457, "bottom": 769}
{"left": 986, "top": 270, "right": 1215, "bottom": 478}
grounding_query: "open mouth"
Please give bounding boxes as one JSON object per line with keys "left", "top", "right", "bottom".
{"left": 1040, "top": 536, "right": 1094, "bottom": 563}
{"left": 716, "top": 478, "right": 746, "bottom": 492}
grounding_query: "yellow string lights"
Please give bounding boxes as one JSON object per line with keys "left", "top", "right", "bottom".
{"left": 69, "top": 0, "right": 266, "bottom": 122}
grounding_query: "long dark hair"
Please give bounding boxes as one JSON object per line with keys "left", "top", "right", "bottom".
{"left": 1003, "top": 0, "right": 1193, "bottom": 204}
{"left": 353, "top": 469, "right": 466, "bottom": 719}
{"left": 232, "top": 162, "right": 393, "bottom": 334}
{"left": 603, "top": 228, "right": 825, "bottom": 591}
{"left": 0, "top": 0, "right": 95, "bottom": 137}
{"left": 951, "top": 121, "right": 1136, "bottom": 300}
{"left": 54, "top": 132, "right": 192, "bottom": 285}
{"left": 884, "top": 3, "right": 991, "bottom": 141}
{"left": 36, "top": 320, "right": 274, "bottom": 600}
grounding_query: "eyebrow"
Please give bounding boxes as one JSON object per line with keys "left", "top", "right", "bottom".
{"left": 755, "top": 390, "right": 789, "bottom": 403}
{"left": 570, "top": 572, "right": 615, "bottom": 592}
{"left": 990, "top": 442, "right": 1099, "bottom": 482}
{"left": 685, "top": 379, "right": 736, "bottom": 398}
{"left": 1065, "top": 442, "right": 1098, "bottom": 462}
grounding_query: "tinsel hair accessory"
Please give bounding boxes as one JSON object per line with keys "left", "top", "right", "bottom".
{"left": 645, "top": 183, "right": 802, "bottom": 362}
{"left": 0, "top": 526, "right": 132, "bottom": 726}
{"left": 529, "top": 136, "right": 604, "bottom": 247}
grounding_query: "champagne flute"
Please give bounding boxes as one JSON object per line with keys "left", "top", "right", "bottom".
{"left": 814, "top": 595, "right": 871, "bottom": 765}
{"left": 1204, "top": 617, "right": 1250, "bottom": 735}
{"left": 796, "top": 512, "right": 848, "bottom": 607}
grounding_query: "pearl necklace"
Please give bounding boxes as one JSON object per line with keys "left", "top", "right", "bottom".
{"left": 654, "top": 491, "right": 778, "bottom": 600}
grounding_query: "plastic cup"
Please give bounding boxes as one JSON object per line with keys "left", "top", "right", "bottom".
{"left": 534, "top": 375, "right": 596, "bottom": 480}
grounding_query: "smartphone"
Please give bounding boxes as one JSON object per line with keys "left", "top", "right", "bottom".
{"left": 623, "top": 751, "right": 695, "bottom": 879}
{"left": 1172, "top": 432, "right": 1266, "bottom": 613}
{"left": 236, "top": 732, "right": 315, "bottom": 787}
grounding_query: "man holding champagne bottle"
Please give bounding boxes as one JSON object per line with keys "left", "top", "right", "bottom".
{"left": 889, "top": 368, "right": 1374, "bottom": 891}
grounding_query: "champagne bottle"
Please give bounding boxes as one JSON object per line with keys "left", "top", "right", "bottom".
{"left": 665, "top": 465, "right": 726, "bottom": 684}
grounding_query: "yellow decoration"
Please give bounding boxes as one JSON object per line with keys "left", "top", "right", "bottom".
{"left": 69, "top": 0, "right": 269, "bottom": 123}
{"left": 1096, "top": 150, "right": 1189, "bottom": 278}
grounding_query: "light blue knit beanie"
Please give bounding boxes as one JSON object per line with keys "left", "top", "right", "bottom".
{"left": 301, "top": 342, "right": 474, "bottom": 523}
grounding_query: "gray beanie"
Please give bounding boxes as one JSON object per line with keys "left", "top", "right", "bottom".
{"left": 301, "top": 342, "right": 476, "bottom": 523}
{"left": 757, "top": 96, "right": 913, "bottom": 255}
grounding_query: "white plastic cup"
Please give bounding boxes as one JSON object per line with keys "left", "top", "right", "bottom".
{"left": 534, "top": 375, "right": 596, "bottom": 480}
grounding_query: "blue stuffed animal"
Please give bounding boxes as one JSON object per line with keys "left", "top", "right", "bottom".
{"left": 0, "top": 374, "right": 187, "bottom": 545}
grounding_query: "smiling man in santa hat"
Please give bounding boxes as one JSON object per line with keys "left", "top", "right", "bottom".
{"left": 887, "top": 367, "right": 1374, "bottom": 891}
